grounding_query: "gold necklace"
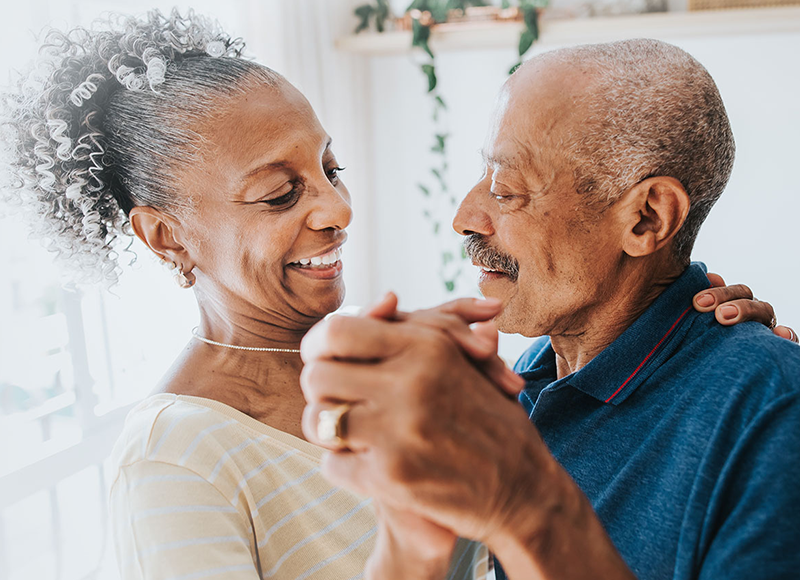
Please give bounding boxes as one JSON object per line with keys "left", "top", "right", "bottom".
{"left": 191, "top": 327, "right": 301, "bottom": 353}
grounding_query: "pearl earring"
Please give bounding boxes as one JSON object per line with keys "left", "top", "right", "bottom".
{"left": 174, "top": 267, "right": 196, "bottom": 289}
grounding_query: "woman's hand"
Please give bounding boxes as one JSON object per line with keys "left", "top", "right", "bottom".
{"left": 365, "top": 503, "right": 457, "bottom": 580}
{"left": 694, "top": 273, "right": 798, "bottom": 343}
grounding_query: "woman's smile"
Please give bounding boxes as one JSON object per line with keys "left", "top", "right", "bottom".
{"left": 287, "top": 243, "right": 345, "bottom": 280}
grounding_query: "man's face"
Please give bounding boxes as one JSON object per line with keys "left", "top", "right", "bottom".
{"left": 453, "top": 60, "right": 624, "bottom": 338}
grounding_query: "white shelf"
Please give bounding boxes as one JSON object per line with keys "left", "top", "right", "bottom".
{"left": 335, "top": 7, "right": 800, "bottom": 54}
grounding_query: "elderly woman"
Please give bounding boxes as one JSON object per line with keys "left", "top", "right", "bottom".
{"left": 1, "top": 9, "right": 788, "bottom": 580}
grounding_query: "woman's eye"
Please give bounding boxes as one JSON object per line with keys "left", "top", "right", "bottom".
{"left": 327, "top": 166, "right": 345, "bottom": 183}
{"left": 262, "top": 187, "right": 300, "bottom": 208}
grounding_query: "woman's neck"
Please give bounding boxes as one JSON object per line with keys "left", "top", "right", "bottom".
{"left": 156, "top": 302, "right": 320, "bottom": 440}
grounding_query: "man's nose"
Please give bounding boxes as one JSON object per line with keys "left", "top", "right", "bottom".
{"left": 453, "top": 180, "right": 493, "bottom": 237}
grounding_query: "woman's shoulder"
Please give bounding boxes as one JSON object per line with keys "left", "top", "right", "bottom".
{"left": 109, "top": 393, "right": 324, "bottom": 479}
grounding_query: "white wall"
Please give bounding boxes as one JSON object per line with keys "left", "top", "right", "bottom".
{"left": 360, "top": 28, "right": 800, "bottom": 360}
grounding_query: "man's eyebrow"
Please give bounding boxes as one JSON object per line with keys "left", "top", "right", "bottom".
{"left": 480, "top": 150, "right": 525, "bottom": 172}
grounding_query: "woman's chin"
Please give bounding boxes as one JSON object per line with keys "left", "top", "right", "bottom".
{"left": 302, "top": 280, "right": 346, "bottom": 320}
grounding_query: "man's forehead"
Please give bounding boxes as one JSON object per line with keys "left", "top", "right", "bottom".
{"left": 481, "top": 138, "right": 558, "bottom": 188}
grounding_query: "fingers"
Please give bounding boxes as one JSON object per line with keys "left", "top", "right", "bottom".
{"left": 301, "top": 314, "right": 409, "bottom": 363}
{"left": 405, "top": 310, "right": 496, "bottom": 359}
{"left": 713, "top": 297, "right": 775, "bottom": 328}
{"left": 365, "top": 292, "right": 400, "bottom": 320}
{"left": 402, "top": 312, "right": 523, "bottom": 394}
{"left": 471, "top": 321, "right": 525, "bottom": 395}
{"left": 321, "top": 450, "right": 373, "bottom": 497}
{"left": 421, "top": 297, "right": 503, "bottom": 325}
{"left": 774, "top": 325, "right": 799, "bottom": 344}
{"left": 471, "top": 320, "right": 499, "bottom": 352}
{"left": 706, "top": 272, "right": 726, "bottom": 287}
{"left": 300, "top": 358, "right": 385, "bottom": 404}
{"left": 302, "top": 401, "right": 375, "bottom": 452}
{"left": 693, "top": 283, "right": 754, "bottom": 312}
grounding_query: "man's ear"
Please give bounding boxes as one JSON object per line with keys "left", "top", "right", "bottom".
{"left": 129, "top": 206, "right": 195, "bottom": 270}
{"left": 619, "top": 176, "right": 690, "bottom": 258}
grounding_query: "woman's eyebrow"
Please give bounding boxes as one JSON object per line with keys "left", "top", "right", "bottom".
{"left": 242, "top": 137, "right": 334, "bottom": 186}
{"left": 243, "top": 161, "right": 290, "bottom": 181}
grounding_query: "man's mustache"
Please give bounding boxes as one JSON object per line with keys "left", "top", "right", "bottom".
{"left": 463, "top": 234, "right": 519, "bottom": 282}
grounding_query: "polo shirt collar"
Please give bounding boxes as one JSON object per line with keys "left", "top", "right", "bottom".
{"left": 518, "top": 263, "right": 712, "bottom": 406}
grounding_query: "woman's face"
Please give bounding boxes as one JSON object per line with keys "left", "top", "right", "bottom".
{"left": 178, "top": 79, "right": 352, "bottom": 328}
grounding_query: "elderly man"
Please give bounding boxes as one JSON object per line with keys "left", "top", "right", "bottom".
{"left": 300, "top": 39, "right": 800, "bottom": 579}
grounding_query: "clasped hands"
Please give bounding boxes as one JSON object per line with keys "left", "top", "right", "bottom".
{"left": 299, "top": 280, "right": 790, "bottom": 580}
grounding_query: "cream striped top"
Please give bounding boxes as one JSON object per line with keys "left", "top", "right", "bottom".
{"left": 109, "top": 393, "right": 491, "bottom": 580}
{"left": 109, "top": 394, "right": 376, "bottom": 580}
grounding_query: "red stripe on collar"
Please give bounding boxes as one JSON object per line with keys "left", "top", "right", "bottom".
{"left": 604, "top": 306, "right": 693, "bottom": 404}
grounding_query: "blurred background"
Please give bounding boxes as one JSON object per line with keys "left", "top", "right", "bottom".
{"left": 0, "top": 0, "right": 798, "bottom": 578}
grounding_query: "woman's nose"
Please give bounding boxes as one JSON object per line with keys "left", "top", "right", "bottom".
{"left": 307, "top": 181, "right": 352, "bottom": 231}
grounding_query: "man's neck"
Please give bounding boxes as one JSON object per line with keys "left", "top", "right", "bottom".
{"left": 551, "top": 260, "right": 686, "bottom": 379}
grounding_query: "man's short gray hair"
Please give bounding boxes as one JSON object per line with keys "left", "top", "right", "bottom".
{"left": 536, "top": 39, "right": 735, "bottom": 264}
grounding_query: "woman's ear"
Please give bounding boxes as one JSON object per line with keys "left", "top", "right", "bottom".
{"left": 129, "top": 206, "right": 194, "bottom": 270}
{"left": 620, "top": 176, "right": 690, "bottom": 258}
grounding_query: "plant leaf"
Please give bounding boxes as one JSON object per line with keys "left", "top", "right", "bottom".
{"left": 435, "top": 95, "right": 447, "bottom": 110}
{"left": 354, "top": 5, "right": 375, "bottom": 33}
{"left": 412, "top": 19, "right": 435, "bottom": 59}
{"left": 418, "top": 183, "right": 431, "bottom": 197}
{"left": 518, "top": 29, "right": 534, "bottom": 56}
{"left": 445, "top": 280, "right": 456, "bottom": 292}
{"left": 431, "top": 133, "right": 448, "bottom": 153}
{"left": 376, "top": 0, "right": 391, "bottom": 32}
{"left": 523, "top": 5, "right": 540, "bottom": 41}
{"left": 509, "top": 61, "right": 522, "bottom": 75}
{"left": 421, "top": 63, "right": 437, "bottom": 92}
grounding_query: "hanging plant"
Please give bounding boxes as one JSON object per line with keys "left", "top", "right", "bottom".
{"left": 406, "top": 0, "right": 463, "bottom": 293}
{"left": 354, "top": 0, "right": 392, "bottom": 33}
{"left": 510, "top": 0, "right": 547, "bottom": 73}
{"left": 352, "top": 0, "right": 548, "bottom": 293}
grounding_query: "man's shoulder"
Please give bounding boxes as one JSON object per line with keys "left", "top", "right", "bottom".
{"left": 682, "top": 313, "right": 800, "bottom": 398}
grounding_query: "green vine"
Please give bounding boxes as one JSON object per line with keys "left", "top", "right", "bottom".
{"left": 353, "top": 0, "right": 547, "bottom": 293}
{"left": 354, "top": 0, "right": 392, "bottom": 33}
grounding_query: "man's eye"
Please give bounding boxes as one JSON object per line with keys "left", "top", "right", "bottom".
{"left": 492, "top": 190, "right": 514, "bottom": 202}
{"left": 327, "top": 166, "right": 345, "bottom": 183}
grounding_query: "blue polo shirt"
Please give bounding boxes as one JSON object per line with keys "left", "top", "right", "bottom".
{"left": 494, "top": 263, "right": 800, "bottom": 579}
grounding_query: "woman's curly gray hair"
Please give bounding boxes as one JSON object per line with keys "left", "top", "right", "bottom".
{"left": 0, "top": 9, "right": 280, "bottom": 284}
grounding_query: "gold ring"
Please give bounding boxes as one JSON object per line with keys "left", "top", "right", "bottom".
{"left": 316, "top": 404, "right": 353, "bottom": 447}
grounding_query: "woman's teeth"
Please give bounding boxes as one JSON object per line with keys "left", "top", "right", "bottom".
{"left": 293, "top": 247, "right": 342, "bottom": 268}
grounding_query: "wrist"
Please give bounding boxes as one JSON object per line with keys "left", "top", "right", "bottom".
{"left": 366, "top": 519, "right": 455, "bottom": 580}
{"left": 486, "top": 456, "right": 634, "bottom": 580}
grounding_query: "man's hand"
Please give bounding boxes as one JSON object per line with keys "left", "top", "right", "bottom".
{"left": 694, "top": 273, "right": 798, "bottom": 343}
{"left": 300, "top": 303, "right": 634, "bottom": 580}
